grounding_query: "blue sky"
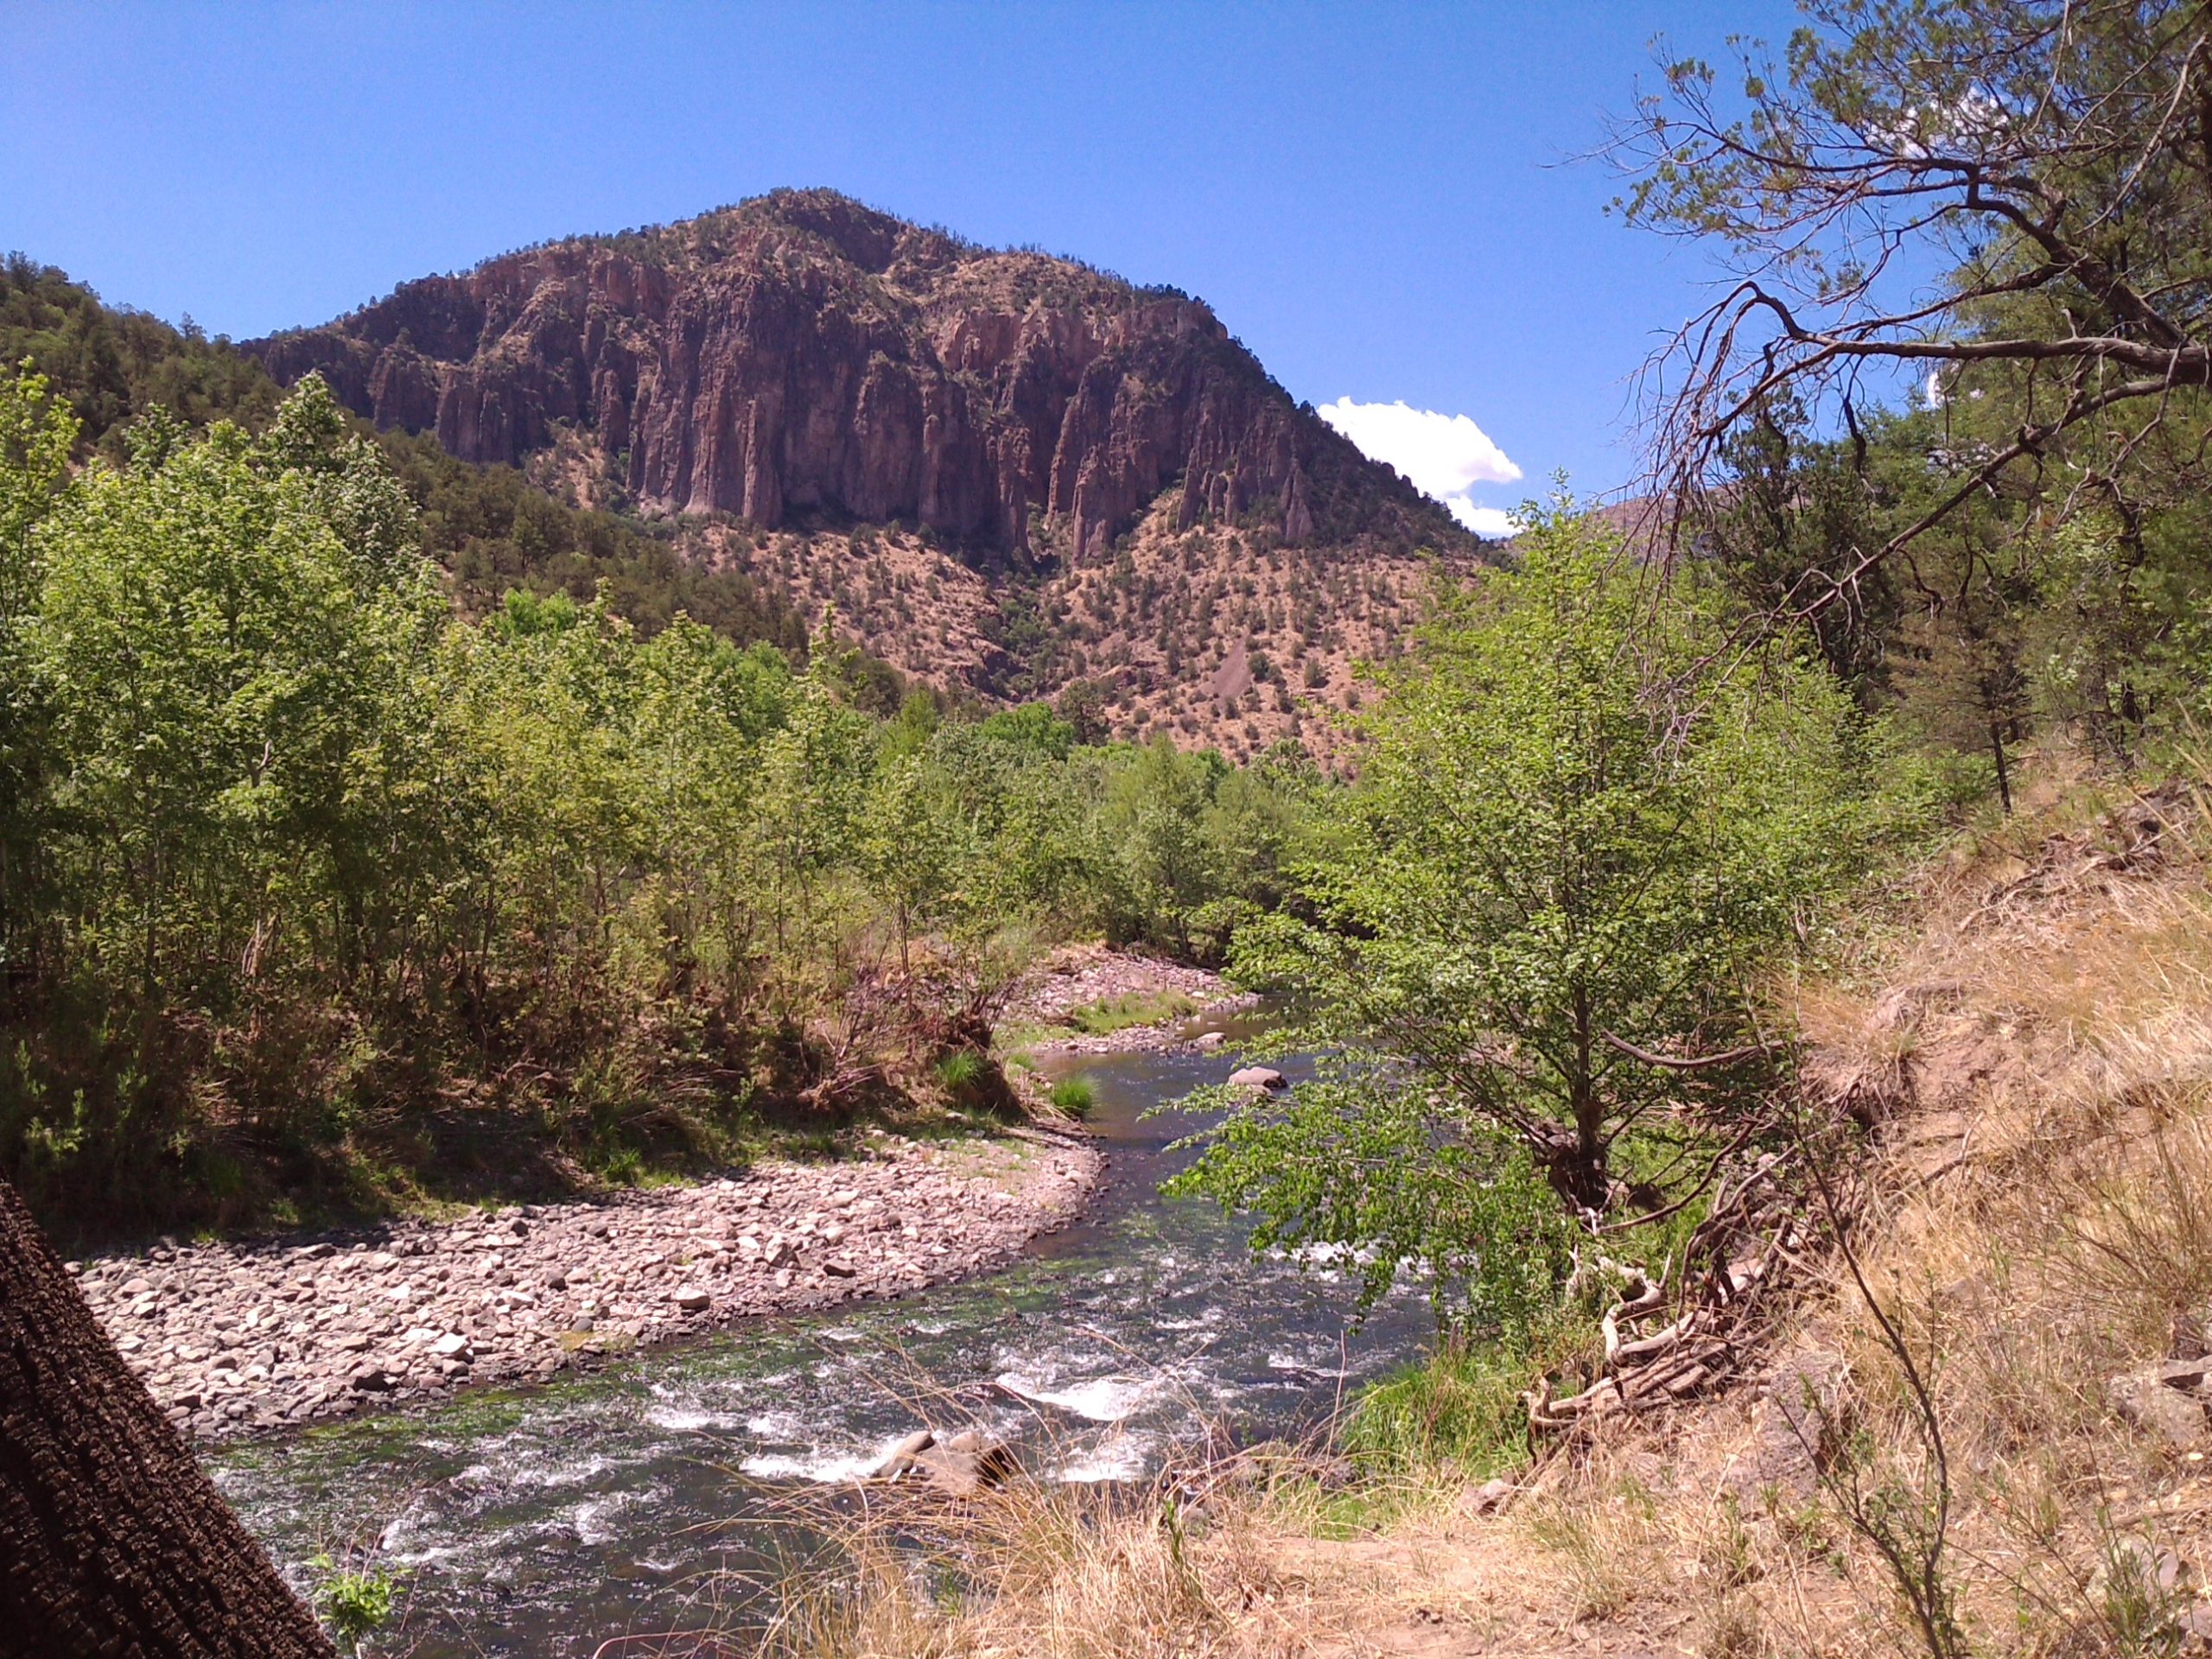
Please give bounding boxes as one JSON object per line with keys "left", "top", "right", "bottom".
{"left": 2, "top": 2, "right": 1801, "bottom": 522}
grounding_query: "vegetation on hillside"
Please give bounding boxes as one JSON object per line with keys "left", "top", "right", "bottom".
{"left": 0, "top": 370, "right": 1316, "bottom": 1240}
{"left": 0, "top": 257, "right": 825, "bottom": 671}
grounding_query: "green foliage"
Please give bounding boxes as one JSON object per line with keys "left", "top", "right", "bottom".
{"left": 1046, "top": 1077, "right": 1096, "bottom": 1118}
{"left": 1171, "top": 1078, "right": 1575, "bottom": 1338}
{"left": 1343, "top": 1340, "right": 1568, "bottom": 1478}
{"left": 309, "top": 1554, "right": 401, "bottom": 1654}
{"left": 932, "top": 1049, "right": 983, "bottom": 1090}
{"left": 1173, "top": 503, "right": 1904, "bottom": 1332}
{"left": 976, "top": 700, "right": 1076, "bottom": 760}
{"left": 1060, "top": 989, "right": 1200, "bottom": 1037}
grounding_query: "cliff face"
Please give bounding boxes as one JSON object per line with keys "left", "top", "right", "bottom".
{"left": 248, "top": 190, "right": 1460, "bottom": 563}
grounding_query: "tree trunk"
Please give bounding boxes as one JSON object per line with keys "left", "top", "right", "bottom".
{"left": 0, "top": 1177, "right": 335, "bottom": 1659}
{"left": 1530, "top": 1120, "right": 1610, "bottom": 1213}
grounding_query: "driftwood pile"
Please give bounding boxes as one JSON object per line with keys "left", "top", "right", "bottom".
{"left": 1526, "top": 1151, "right": 1809, "bottom": 1436}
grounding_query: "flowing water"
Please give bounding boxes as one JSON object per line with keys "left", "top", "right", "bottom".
{"left": 209, "top": 1032, "right": 1434, "bottom": 1656}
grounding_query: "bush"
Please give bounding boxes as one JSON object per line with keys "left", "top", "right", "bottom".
{"left": 1046, "top": 1077, "right": 1096, "bottom": 1118}
{"left": 1344, "top": 1345, "right": 1547, "bottom": 1478}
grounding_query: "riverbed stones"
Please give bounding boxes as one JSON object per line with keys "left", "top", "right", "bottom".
{"left": 78, "top": 1124, "right": 1100, "bottom": 1444}
{"left": 869, "top": 1427, "right": 1019, "bottom": 1497}
{"left": 913, "top": 1429, "right": 1019, "bottom": 1497}
{"left": 1228, "top": 1065, "right": 1287, "bottom": 1092}
{"left": 2113, "top": 1368, "right": 2210, "bottom": 1450}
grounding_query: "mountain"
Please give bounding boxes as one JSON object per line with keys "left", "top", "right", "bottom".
{"left": 250, "top": 190, "right": 1480, "bottom": 758}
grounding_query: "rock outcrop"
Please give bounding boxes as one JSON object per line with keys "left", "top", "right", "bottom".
{"left": 248, "top": 189, "right": 1464, "bottom": 565}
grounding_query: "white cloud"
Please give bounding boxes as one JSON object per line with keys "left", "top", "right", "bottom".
{"left": 1452, "top": 503, "right": 1522, "bottom": 538}
{"left": 1317, "top": 397, "right": 1522, "bottom": 539}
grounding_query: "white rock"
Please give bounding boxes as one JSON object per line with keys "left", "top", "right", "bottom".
{"left": 1228, "top": 1065, "right": 1287, "bottom": 1091}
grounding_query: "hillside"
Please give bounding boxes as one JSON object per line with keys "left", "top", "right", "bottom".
{"left": 779, "top": 764, "right": 2212, "bottom": 1659}
{"left": 246, "top": 189, "right": 1481, "bottom": 756}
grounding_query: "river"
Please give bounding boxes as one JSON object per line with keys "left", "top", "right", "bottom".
{"left": 208, "top": 1033, "right": 1435, "bottom": 1656}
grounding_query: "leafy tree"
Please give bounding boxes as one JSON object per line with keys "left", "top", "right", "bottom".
{"left": 29, "top": 380, "right": 441, "bottom": 1012}
{"left": 0, "top": 366, "right": 76, "bottom": 975}
{"left": 1618, "top": 0, "right": 2212, "bottom": 645}
{"left": 1179, "top": 505, "right": 1892, "bottom": 1277}
{"left": 1098, "top": 736, "right": 1229, "bottom": 958}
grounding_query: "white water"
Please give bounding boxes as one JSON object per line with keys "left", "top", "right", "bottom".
{"left": 210, "top": 1036, "right": 1434, "bottom": 1658}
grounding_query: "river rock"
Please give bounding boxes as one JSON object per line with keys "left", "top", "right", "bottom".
{"left": 2112, "top": 1369, "right": 2208, "bottom": 1449}
{"left": 871, "top": 1428, "right": 937, "bottom": 1480}
{"left": 75, "top": 1123, "right": 1100, "bottom": 1443}
{"left": 912, "top": 1429, "right": 1018, "bottom": 1497}
{"left": 1228, "top": 1065, "right": 1287, "bottom": 1092}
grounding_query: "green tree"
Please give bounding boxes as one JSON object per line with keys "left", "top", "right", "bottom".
{"left": 1179, "top": 506, "right": 1890, "bottom": 1255}
{"left": 1099, "top": 736, "right": 1227, "bottom": 957}
{"left": 29, "top": 384, "right": 438, "bottom": 1013}
{"left": 0, "top": 365, "right": 77, "bottom": 976}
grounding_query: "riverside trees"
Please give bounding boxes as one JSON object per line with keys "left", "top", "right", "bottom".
{"left": 0, "top": 368, "right": 1310, "bottom": 1237}
{"left": 1173, "top": 506, "right": 1902, "bottom": 1336}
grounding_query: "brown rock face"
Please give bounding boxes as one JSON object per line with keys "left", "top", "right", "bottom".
{"left": 249, "top": 189, "right": 1459, "bottom": 564}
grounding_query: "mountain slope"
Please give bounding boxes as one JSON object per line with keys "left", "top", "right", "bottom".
{"left": 249, "top": 191, "right": 1479, "bottom": 755}
{"left": 249, "top": 189, "right": 1463, "bottom": 563}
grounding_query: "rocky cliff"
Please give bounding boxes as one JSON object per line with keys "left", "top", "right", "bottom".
{"left": 247, "top": 189, "right": 1465, "bottom": 567}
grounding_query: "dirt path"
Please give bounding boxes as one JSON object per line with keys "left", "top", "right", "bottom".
{"left": 74, "top": 1124, "right": 1099, "bottom": 1444}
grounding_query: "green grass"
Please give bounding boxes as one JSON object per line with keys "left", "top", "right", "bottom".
{"left": 311, "top": 1556, "right": 402, "bottom": 1653}
{"left": 1340, "top": 1344, "right": 1543, "bottom": 1481}
{"left": 1060, "top": 988, "right": 1201, "bottom": 1036}
{"left": 1046, "top": 1077, "right": 1096, "bottom": 1118}
{"left": 934, "top": 1049, "right": 984, "bottom": 1090}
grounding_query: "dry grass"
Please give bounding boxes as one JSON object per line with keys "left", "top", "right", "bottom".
{"left": 723, "top": 1458, "right": 1361, "bottom": 1659}
{"left": 696, "top": 761, "right": 2212, "bottom": 1659}
{"left": 1502, "top": 766, "right": 2212, "bottom": 1659}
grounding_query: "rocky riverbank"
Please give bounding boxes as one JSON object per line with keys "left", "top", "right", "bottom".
{"left": 1006, "top": 944, "right": 1261, "bottom": 1056}
{"left": 74, "top": 1124, "right": 1099, "bottom": 1444}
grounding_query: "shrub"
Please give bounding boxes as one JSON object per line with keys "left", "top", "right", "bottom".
{"left": 1047, "top": 1077, "right": 1096, "bottom": 1118}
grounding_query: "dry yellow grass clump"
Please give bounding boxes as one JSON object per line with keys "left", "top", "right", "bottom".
{"left": 707, "top": 762, "right": 2212, "bottom": 1659}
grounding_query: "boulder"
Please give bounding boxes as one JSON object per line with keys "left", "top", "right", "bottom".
{"left": 1193, "top": 1032, "right": 1227, "bottom": 1049}
{"left": 912, "top": 1429, "right": 1019, "bottom": 1497}
{"left": 870, "top": 1427, "right": 1018, "bottom": 1496}
{"left": 671, "top": 1287, "right": 712, "bottom": 1313}
{"left": 2111, "top": 1369, "right": 2208, "bottom": 1449}
{"left": 1461, "top": 1477, "right": 1516, "bottom": 1516}
{"left": 871, "top": 1428, "right": 937, "bottom": 1480}
{"left": 1228, "top": 1066, "right": 1287, "bottom": 1092}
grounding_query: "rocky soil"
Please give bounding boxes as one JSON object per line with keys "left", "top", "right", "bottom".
{"left": 73, "top": 1125, "right": 1097, "bottom": 1445}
